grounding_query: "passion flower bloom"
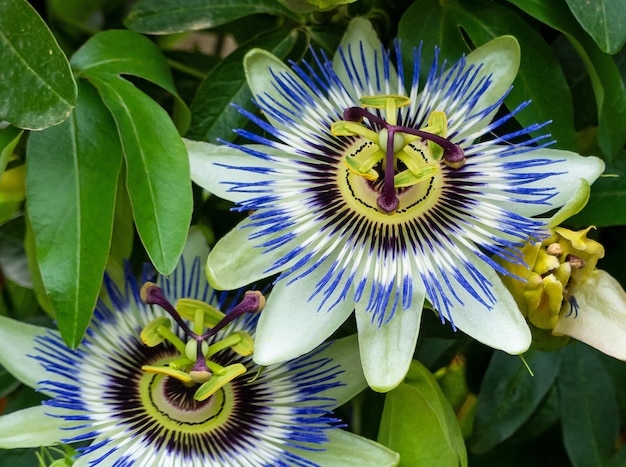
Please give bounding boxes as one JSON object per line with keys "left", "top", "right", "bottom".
{"left": 0, "top": 231, "right": 399, "bottom": 467}
{"left": 187, "top": 18, "right": 604, "bottom": 390}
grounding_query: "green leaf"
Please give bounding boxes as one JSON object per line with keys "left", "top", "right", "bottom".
{"left": 108, "top": 173, "right": 135, "bottom": 267}
{"left": 470, "top": 348, "right": 562, "bottom": 453}
{"left": 0, "top": 126, "right": 23, "bottom": 178}
{"left": 188, "top": 26, "right": 299, "bottom": 143}
{"left": 506, "top": 0, "right": 626, "bottom": 159}
{"left": 564, "top": 0, "right": 626, "bottom": 54}
{"left": 71, "top": 29, "right": 190, "bottom": 133}
{"left": 124, "top": 0, "right": 300, "bottom": 34}
{"left": 398, "top": 0, "right": 578, "bottom": 151}
{"left": 24, "top": 217, "right": 54, "bottom": 317}
{"left": 0, "top": 0, "right": 76, "bottom": 129}
{"left": 26, "top": 81, "right": 122, "bottom": 347}
{"left": 379, "top": 360, "right": 467, "bottom": 467}
{"left": 558, "top": 343, "right": 620, "bottom": 466}
{"left": 88, "top": 74, "right": 192, "bottom": 275}
{"left": 569, "top": 159, "right": 626, "bottom": 227}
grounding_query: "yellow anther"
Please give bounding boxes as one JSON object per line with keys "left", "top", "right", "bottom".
{"left": 176, "top": 298, "right": 225, "bottom": 328}
{"left": 331, "top": 121, "right": 379, "bottom": 141}
{"left": 423, "top": 111, "right": 448, "bottom": 161}
{"left": 344, "top": 155, "right": 379, "bottom": 181}
{"left": 394, "top": 165, "right": 439, "bottom": 188}
{"left": 359, "top": 95, "right": 410, "bottom": 109}
{"left": 207, "top": 331, "right": 254, "bottom": 357}
{"left": 142, "top": 365, "right": 193, "bottom": 383}
{"left": 360, "top": 95, "right": 410, "bottom": 127}
{"left": 194, "top": 364, "right": 247, "bottom": 401}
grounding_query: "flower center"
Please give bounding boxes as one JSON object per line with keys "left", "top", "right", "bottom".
{"left": 331, "top": 95, "right": 465, "bottom": 215}
{"left": 140, "top": 284, "right": 265, "bottom": 401}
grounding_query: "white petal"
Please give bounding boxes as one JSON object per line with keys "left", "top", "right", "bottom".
{"left": 355, "top": 284, "right": 426, "bottom": 392}
{"left": 300, "top": 429, "right": 400, "bottom": 467}
{"left": 244, "top": 49, "right": 308, "bottom": 130}
{"left": 457, "top": 36, "right": 520, "bottom": 139}
{"left": 447, "top": 247, "right": 531, "bottom": 354}
{"left": 485, "top": 148, "right": 604, "bottom": 218}
{"left": 186, "top": 139, "right": 279, "bottom": 203}
{"left": 554, "top": 269, "right": 626, "bottom": 360}
{"left": 0, "top": 315, "right": 52, "bottom": 391}
{"left": 253, "top": 255, "right": 354, "bottom": 366}
{"left": 0, "top": 405, "right": 65, "bottom": 448}
{"left": 206, "top": 217, "right": 290, "bottom": 290}
{"left": 311, "top": 334, "right": 367, "bottom": 408}
{"left": 332, "top": 18, "right": 398, "bottom": 96}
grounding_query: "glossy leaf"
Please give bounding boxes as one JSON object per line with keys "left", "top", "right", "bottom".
{"left": 124, "top": 0, "right": 299, "bottom": 34}
{"left": 398, "top": 0, "right": 577, "bottom": 150}
{"left": 188, "top": 26, "right": 299, "bottom": 143}
{"left": 558, "top": 343, "right": 619, "bottom": 466}
{"left": 506, "top": 0, "right": 626, "bottom": 159}
{"left": 379, "top": 360, "right": 467, "bottom": 467}
{"left": 564, "top": 0, "right": 626, "bottom": 54}
{"left": 88, "top": 74, "right": 192, "bottom": 275}
{"left": 26, "top": 81, "right": 122, "bottom": 347}
{"left": 471, "top": 348, "right": 562, "bottom": 453}
{"left": 71, "top": 29, "right": 190, "bottom": 133}
{"left": 0, "top": 0, "right": 76, "bottom": 129}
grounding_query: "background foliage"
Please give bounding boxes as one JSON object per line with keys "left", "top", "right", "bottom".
{"left": 1, "top": 0, "right": 626, "bottom": 465}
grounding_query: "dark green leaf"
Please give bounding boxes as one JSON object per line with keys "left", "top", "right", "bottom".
{"left": 71, "top": 29, "right": 190, "bottom": 133}
{"left": 398, "top": 0, "right": 470, "bottom": 76}
{"left": 24, "top": 216, "right": 54, "bottom": 317}
{"left": 506, "top": 0, "right": 626, "bottom": 159}
{"left": 108, "top": 174, "right": 135, "bottom": 267}
{"left": 471, "top": 348, "right": 562, "bottom": 453}
{"left": 379, "top": 360, "right": 467, "bottom": 467}
{"left": 89, "top": 75, "right": 192, "bottom": 275}
{"left": 0, "top": 216, "right": 30, "bottom": 288}
{"left": 188, "top": 26, "right": 299, "bottom": 143}
{"left": 564, "top": 0, "right": 626, "bottom": 54}
{"left": 124, "top": 0, "right": 300, "bottom": 34}
{"left": 26, "top": 81, "right": 122, "bottom": 347}
{"left": 569, "top": 159, "right": 626, "bottom": 227}
{"left": 607, "top": 444, "right": 626, "bottom": 467}
{"left": 558, "top": 343, "right": 619, "bottom": 466}
{"left": 0, "top": 0, "right": 76, "bottom": 129}
{"left": 399, "top": 0, "right": 578, "bottom": 151}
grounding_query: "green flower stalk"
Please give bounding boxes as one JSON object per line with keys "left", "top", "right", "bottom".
{"left": 187, "top": 18, "right": 604, "bottom": 391}
{"left": 0, "top": 231, "right": 399, "bottom": 467}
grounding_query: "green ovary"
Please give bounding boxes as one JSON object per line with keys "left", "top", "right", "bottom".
{"left": 337, "top": 136, "right": 444, "bottom": 223}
